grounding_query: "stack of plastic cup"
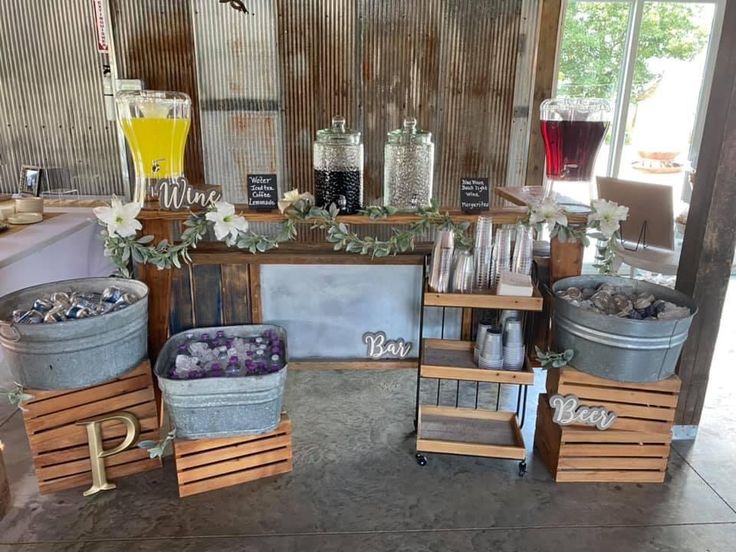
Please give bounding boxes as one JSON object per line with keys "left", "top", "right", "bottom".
{"left": 512, "top": 225, "right": 534, "bottom": 275}
{"left": 474, "top": 323, "right": 493, "bottom": 363}
{"left": 490, "top": 225, "right": 512, "bottom": 288}
{"left": 503, "top": 318, "right": 525, "bottom": 370}
{"left": 428, "top": 229, "right": 454, "bottom": 292}
{"left": 499, "top": 309, "right": 520, "bottom": 330}
{"left": 479, "top": 329, "right": 504, "bottom": 369}
{"left": 451, "top": 250, "right": 475, "bottom": 293}
{"left": 473, "top": 216, "right": 493, "bottom": 290}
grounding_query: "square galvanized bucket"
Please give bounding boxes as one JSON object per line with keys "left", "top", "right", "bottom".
{"left": 154, "top": 324, "right": 287, "bottom": 439}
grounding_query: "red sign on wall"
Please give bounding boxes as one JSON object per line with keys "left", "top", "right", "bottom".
{"left": 92, "top": 0, "right": 110, "bottom": 53}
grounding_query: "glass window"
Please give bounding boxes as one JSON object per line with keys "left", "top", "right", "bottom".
{"left": 555, "top": 0, "right": 720, "bottom": 213}
{"left": 555, "top": 1, "right": 631, "bottom": 204}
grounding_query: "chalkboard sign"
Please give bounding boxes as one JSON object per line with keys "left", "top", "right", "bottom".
{"left": 247, "top": 174, "right": 278, "bottom": 211}
{"left": 460, "top": 177, "right": 490, "bottom": 212}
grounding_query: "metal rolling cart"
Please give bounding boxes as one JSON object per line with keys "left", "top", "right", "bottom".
{"left": 413, "top": 255, "right": 544, "bottom": 476}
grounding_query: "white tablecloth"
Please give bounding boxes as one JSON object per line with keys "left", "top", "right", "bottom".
{"left": 0, "top": 208, "right": 114, "bottom": 384}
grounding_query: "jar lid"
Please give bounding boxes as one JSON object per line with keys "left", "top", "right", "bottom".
{"left": 387, "top": 117, "right": 432, "bottom": 145}
{"left": 316, "top": 115, "right": 361, "bottom": 145}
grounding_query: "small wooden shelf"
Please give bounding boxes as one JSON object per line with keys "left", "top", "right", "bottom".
{"left": 494, "top": 186, "right": 588, "bottom": 224}
{"left": 137, "top": 205, "right": 529, "bottom": 224}
{"left": 417, "top": 405, "right": 526, "bottom": 460}
{"left": 421, "top": 339, "right": 535, "bottom": 385}
{"left": 424, "top": 287, "right": 543, "bottom": 311}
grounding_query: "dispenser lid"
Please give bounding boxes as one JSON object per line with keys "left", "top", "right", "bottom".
{"left": 316, "top": 115, "right": 361, "bottom": 145}
{"left": 387, "top": 117, "right": 432, "bottom": 145}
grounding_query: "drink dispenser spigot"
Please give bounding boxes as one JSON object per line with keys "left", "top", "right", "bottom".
{"left": 313, "top": 115, "right": 364, "bottom": 215}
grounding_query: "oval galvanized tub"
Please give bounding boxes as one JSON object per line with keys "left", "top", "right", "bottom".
{"left": 0, "top": 278, "right": 148, "bottom": 390}
{"left": 552, "top": 275, "right": 697, "bottom": 382}
{"left": 154, "top": 324, "right": 287, "bottom": 439}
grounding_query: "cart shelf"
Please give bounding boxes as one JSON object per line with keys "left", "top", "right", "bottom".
{"left": 421, "top": 339, "right": 535, "bottom": 385}
{"left": 416, "top": 405, "right": 526, "bottom": 460}
{"left": 424, "top": 287, "right": 543, "bottom": 310}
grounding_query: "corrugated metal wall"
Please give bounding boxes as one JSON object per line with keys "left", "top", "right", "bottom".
{"left": 0, "top": 0, "right": 124, "bottom": 195}
{"left": 1, "top": 1, "right": 529, "bottom": 202}
{"left": 194, "top": 0, "right": 524, "bottom": 205}
{"left": 191, "top": 0, "right": 282, "bottom": 203}
{"left": 110, "top": 0, "right": 205, "bottom": 186}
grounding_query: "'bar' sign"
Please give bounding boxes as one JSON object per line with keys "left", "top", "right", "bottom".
{"left": 460, "top": 177, "right": 489, "bottom": 213}
{"left": 248, "top": 174, "right": 278, "bottom": 211}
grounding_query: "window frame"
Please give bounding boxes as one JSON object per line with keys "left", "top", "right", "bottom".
{"left": 553, "top": 0, "right": 726, "bottom": 180}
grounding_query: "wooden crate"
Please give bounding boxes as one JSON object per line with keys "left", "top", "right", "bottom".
{"left": 174, "top": 414, "right": 293, "bottom": 498}
{"left": 21, "top": 361, "right": 162, "bottom": 495}
{"left": 546, "top": 367, "right": 681, "bottom": 435}
{"left": 0, "top": 442, "right": 9, "bottom": 519}
{"left": 535, "top": 390, "right": 674, "bottom": 483}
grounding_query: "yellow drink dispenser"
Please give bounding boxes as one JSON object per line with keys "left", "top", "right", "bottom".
{"left": 115, "top": 90, "right": 191, "bottom": 205}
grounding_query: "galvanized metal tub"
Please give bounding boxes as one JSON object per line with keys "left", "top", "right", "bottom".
{"left": 0, "top": 278, "right": 148, "bottom": 390}
{"left": 552, "top": 275, "right": 697, "bottom": 382}
{"left": 154, "top": 325, "right": 287, "bottom": 439}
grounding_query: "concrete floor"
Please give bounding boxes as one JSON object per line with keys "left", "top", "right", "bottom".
{"left": 0, "top": 284, "right": 735, "bottom": 551}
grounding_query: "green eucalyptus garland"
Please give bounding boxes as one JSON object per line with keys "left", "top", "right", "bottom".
{"left": 100, "top": 198, "right": 473, "bottom": 277}
{"left": 99, "top": 195, "right": 628, "bottom": 278}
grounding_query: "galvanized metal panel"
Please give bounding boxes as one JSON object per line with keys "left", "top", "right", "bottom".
{"left": 1, "top": 0, "right": 528, "bottom": 204}
{"left": 506, "top": 0, "right": 540, "bottom": 188}
{"left": 111, "top": 0, "right": 205, "bottom": 186}
{"left": 433, "top": 0, "right": 522, "bottom": 207}
{"left": 276, "top": 0, "right": 362, "bottom": 196}
{"left": 273, "top": 0, "right": 522, "bottom": 207}
{"left": 191, "top": 0, "right": 282, "bottom": 202}
{"left": 0, "top": 0, "right": 124, "bottom": 195}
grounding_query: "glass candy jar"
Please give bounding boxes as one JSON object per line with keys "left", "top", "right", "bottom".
{"left": 383, "top": 117, "right": 434, "bottom": 208}
{"left": 115, "top": 90, "right": 192, "bottom": 205}
{"left": 313, "top": 115, "right": 364, "bottom": 215}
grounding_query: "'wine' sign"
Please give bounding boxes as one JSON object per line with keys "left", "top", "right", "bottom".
{"left": 158, "top": 180, "right": 222, "bottom": 210}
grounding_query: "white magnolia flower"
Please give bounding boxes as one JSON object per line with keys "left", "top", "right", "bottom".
{"left": 94, "top": 196, "right": 142, "bottom": 238}
{"left": 205, "top": 201, "right": 249, "bottom": 241}
{"left": 529, "top": 198, "right": 568, "bottom": 232}
{"left": 278, "top": 189, "right": 315, "bottom": 213}
{"left": 589, "top": 199, "right": 629, "bottom": 238}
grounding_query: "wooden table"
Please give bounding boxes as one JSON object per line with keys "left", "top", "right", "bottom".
{"left": 135, "top": 206, "right": 583, "bottom": 365}
{"left": 494, "top": 186, "right": 589, "bottom": 225}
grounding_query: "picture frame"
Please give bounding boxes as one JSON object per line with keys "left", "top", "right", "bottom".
{"left": 18, "top": 166, "right": 43, "bottom": 196}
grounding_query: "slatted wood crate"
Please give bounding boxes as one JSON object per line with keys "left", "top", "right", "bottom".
{"left": 0, "top": 441, "right": 9, "bottom": 519}
{"left": 535, "top": 367, "right": 681, "bottom": 483}
{"left": 21, "top": 361, "right": 162, "bottom": 495}
{"left": 174, "top": 414, "right": 292, "bottom": 498}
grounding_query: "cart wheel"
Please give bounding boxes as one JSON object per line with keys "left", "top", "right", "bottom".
{"left": 416, "top": 453, "right": 428, "bottom": 466}
{"left": 518, "top": 460, "right": 527, "bottom": 477}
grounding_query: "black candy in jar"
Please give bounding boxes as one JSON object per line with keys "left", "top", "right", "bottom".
{"left": 313, "top": 115, "right": 364, "bottom": 215}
